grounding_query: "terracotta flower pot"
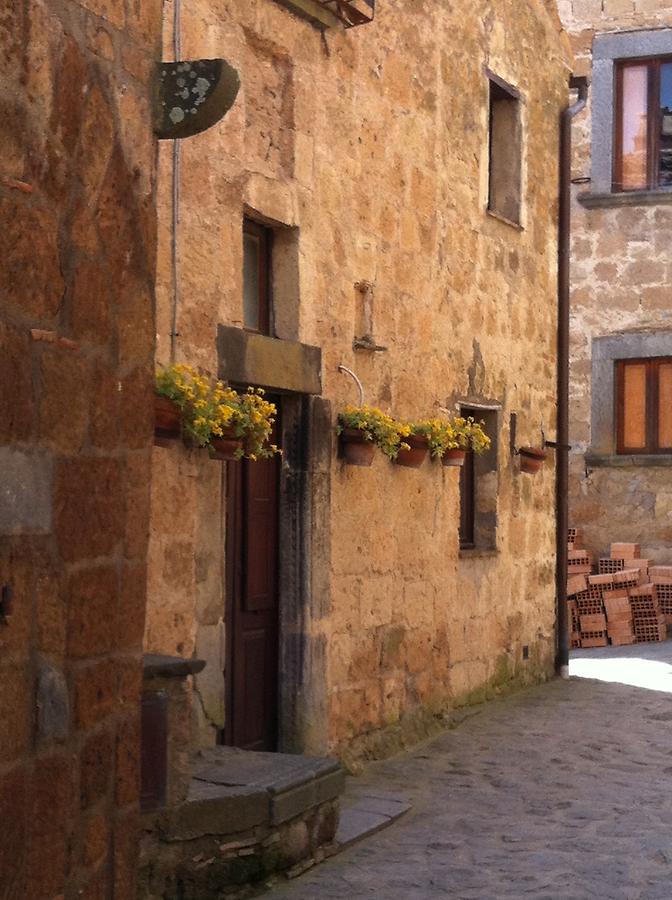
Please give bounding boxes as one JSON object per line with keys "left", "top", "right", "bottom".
{"left": 209, "top": 428, "right": 244, "bottom": 461}
{"left": 519, "top": 446, "right": 546, "bottom": 474}
{"left": 154, "top": 394, "right": 180, "bottom": 437}
{"left": 339, "top": 428, "right": 376, "bottom": 467}
{"left": 441, "top": 448, "right": 466, "bottom": 467}
{"left": 395, "top": 434, "right": 429, "bottom": 469}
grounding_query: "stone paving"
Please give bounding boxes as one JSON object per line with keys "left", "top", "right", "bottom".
{"left": 265, "top": 642, "right": 672, "bottom": 899}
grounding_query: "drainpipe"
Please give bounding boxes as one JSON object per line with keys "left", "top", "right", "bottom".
{"left": 170, "top": 0, "right": 182, "bottom": 363}
{"left": 557, "top": 75, "right": 589, "bottom": 679}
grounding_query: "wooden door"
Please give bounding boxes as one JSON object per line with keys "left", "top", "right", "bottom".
{"left": 224, "top": 409, "right": 280, "bottom": 751}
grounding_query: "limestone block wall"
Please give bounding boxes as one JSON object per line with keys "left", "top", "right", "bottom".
{"left": 559, "top": 1, "right": 672, "bottom": 564}
{"left": 0, "top": 1, "right": 159, "bottom": 896}
{"left": 145, "top": 0, "right": 571, "bottom": 759}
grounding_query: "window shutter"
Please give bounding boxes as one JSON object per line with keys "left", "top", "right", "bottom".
{"left": 658, "top": 362, "right": 672, "bottom": 450}
{"left": 622, "top": 361, "right": 648, "bottom": 450}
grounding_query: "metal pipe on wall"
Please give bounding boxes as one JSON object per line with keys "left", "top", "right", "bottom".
{"left": 557, "top": 75, "right": 589, "bottom": 678}
{"left": 170, "top": 0, "right": 182, "bottom": 362}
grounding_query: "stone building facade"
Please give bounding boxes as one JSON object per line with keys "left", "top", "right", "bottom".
{"left": 144, "top": 0, "right": 573, "bottom": 766}
{"left": 559, "top": 1, "right": 672, "bottom": 564}
{"left": 0, "top": 0, "right": 160, "bottom": 896}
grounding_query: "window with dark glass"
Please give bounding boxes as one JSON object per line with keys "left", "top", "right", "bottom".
{"left": 616, "top": 357, "right": 672, "bottom": 454}
{"left": 614, "top": 58, "right": 672, "bottom": 192}
{"left": 487, "top": 74, "right": 522, "bottom": 224}
{"left": 243, "top": 218, "right": 272, "bottom": 335}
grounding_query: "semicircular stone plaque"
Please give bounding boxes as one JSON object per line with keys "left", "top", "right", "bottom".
{"left": 155, "top": 58, "right": 241, "bottom": 140}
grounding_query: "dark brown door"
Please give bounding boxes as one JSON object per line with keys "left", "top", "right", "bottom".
{"left": 224, "top": 408, "right": 280, "bottom": 751}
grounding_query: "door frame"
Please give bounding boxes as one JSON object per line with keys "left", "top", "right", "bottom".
{"left": 221, "top": 392, "right": 332, "bottom": 755}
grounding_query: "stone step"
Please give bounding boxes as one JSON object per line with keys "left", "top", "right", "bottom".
{"left": 333, "top": 790, "right": 412, "bottom": 852}
{"left": 266, "top": 785, "right": 413, "bottom": 885}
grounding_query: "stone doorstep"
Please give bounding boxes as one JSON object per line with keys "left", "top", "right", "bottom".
{"left": 333, "top": 789, "right": 412, "bottom": 852}
{"left": 273, "top": 787, "right": 412, "bottom": 885}
{"left": 158, "top": 746, "right": 345, "bottom": 841}
{"left": 258, "top": 785, "right": 412, "bottom": 888}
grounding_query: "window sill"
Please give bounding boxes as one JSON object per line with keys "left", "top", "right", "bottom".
{"left": 578, "top": 189, "right": 672, "bottom": 209}
{"left": 485, "top": 208, "right": 524, "bottom": 231}
{"left": 459, "top": 548, "right": 499, "bottom": 560}
{"left": 585, "top": 453, "right": 672, "bottom": 468}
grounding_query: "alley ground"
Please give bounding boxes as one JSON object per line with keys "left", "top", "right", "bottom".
{"left": 265, "top": 643, "right": 672, "bottom": 900}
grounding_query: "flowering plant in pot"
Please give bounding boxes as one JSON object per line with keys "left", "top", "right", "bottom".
{"left": 450, "top": 417, "right": 491, "bottom": 465}
{"left": 395, "top": 421, "right": 430, "bottom": 469}
{"left": 155, "top": 365, "right": 190, "bottom": 436}
{"left": 155, "top": 366, "right": 280, "bottom": 461}
{"left": 234, "top": 388, "right": 281, "bottom": 461}
{"left": 414, "top": 418, "right": 461, "bottom": 465}
{"left": 414, "top": 417, "right": 491, "bottom": 466}
{"left": 156, "top": 364, "right": 242, "bottom": 456}
{"left": 336, "top": 405, "right": 408, "bottom": 466}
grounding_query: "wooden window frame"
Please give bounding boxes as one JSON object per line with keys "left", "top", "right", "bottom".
{"left": 243, "top": 218, "right": 272, "bottom": 336}
{"left": 613, "top": 56, "right": 672, "bottom": 193}
{"left": 616, "top": 357, "right": 672, "bottom": 454}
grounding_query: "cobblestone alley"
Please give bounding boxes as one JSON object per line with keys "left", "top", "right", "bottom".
{"left": 265, "top": 643, "right": 672, "bottom": 900}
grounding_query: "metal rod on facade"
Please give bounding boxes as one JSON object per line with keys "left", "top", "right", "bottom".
{"left": 170, "top": 0, "right": 182, "bottom": 363}
{"left": 338, "top": 365, "right": 365, "bottom": 406}
{"left": 174, "top": 0, "right": 181, "bottom": 59}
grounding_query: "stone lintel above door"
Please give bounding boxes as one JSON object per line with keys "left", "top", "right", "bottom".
{"left": 217, "top": 325, "right": 322, "bottom": 395}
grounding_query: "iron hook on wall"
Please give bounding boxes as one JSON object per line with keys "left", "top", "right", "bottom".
{"left": 338, "top": 365, "right": 365, "bottom": 406}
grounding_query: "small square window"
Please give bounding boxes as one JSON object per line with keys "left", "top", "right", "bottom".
{"left": 243, "top": 218, "right": 272, "bottom": 335}
{"left": 487, "top": 75, "right": 522, "bottom": 225}
{"left": 616, "top": 357, "right": 672, "bottom": 454}
{"left": 614, "top": 57, "right": 672, "bottom": 192}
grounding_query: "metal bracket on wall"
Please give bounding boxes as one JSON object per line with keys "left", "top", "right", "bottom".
{"left": 353, "top": 335, "right": 387, "bottom": 352}
{"left": 314, "top": 0, "right": 375, "bottom": 27}
{"left": 154, "top": 58, "right": 240, "bottom": 140}
{"left": 338, "top": 365, "right": 365, "bottom": 405}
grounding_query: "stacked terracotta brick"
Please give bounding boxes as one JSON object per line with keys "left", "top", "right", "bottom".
{"left": 567, "top": 532, "right": 672, "bottom": 649}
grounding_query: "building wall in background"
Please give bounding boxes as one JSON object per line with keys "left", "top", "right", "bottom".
{"left": 559, "top": 0, "right": 672, "bottom": 563}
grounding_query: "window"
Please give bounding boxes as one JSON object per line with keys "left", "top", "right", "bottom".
{"left": 459, "top": 444, "right": 476, "bottom": 549}
{"left": 458, "top": 406, "right": 499, "bottom": 552}
{"left": 586, "top": 29, "right": 672, "bottom": 200}
{"left": 616, "top": 357, "right": 672, "bottom": 454}
{"left": 487, "top": 74, "right": 522, "bottom": 224}
{"left": 614, "top": 58, "right": 672, "bottom": 192}
{"left": 243, "top": 218, "right": 272, "bottom": 335}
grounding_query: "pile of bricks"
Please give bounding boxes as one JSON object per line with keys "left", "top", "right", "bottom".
{"left": 567, "top": 532, "right": 671, "bottom": 649}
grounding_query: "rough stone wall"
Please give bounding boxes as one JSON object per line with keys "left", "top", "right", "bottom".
{"left": 0, "top": 0, "right": 159, "bottom": 896}
{"left": 559, "top": 1, "right": 672, "bottom": 564}
{"left": 145, "top": 0, "right": 571, "bottom": 759}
